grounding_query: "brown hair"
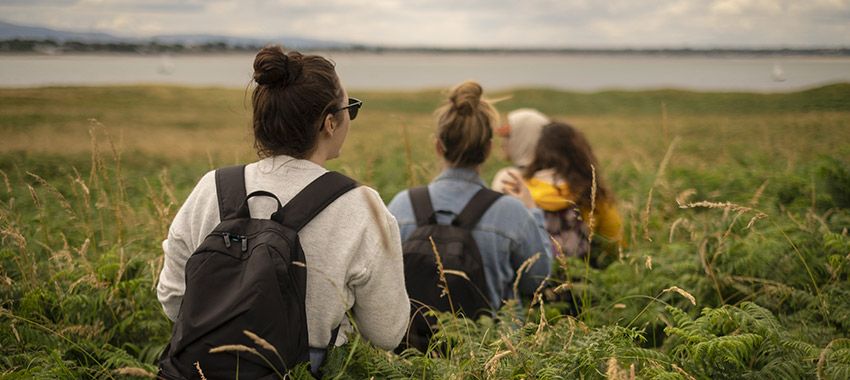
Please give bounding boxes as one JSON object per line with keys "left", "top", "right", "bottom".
{"left": 435, "top": 81, "right": 499, "bottom": 167}
{"left": 251, "top": 45, "right": 343, "bottom": 158}
{"left": 524, "top": 122, "right": 613, "bottom": 210}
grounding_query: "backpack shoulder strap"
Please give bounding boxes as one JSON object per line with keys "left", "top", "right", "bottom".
{"left": 453, "top": 188, "right": 502, "bottom": 229}
{"left": 214, "top": 165, "right": 247, "bottom": 221}
{"left": 277, "top": 171, "right": 358, "bottom": 231}
{"left": 408, "top": 186, "right": 436, "bottom": 226}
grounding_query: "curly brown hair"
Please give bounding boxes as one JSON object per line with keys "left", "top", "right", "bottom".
{"left": 524, "top": 121, "right": 613, "bottom": 210}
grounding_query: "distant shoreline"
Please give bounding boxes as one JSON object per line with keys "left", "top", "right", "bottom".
{"left": 1, "top": 38, "right": 849, "bottom": 57}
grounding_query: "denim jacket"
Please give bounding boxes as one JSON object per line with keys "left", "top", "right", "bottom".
{"left": 387, "top": 167, "right": 552, "bottom": 308}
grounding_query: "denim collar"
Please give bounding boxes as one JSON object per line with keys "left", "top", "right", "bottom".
{"left": 433, "top": 167, "right": 486, "bottom": 187}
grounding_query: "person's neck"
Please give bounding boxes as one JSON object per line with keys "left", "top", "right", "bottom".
{"left": 307, "top": 149, "right": 327, "bottom": 167}
{"left": 444, "top": 162, "right": 481, "bottom": 174}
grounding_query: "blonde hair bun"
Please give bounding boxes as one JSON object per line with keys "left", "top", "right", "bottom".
{"left": 449, "top": 81, "right": 483, "bottom": 116}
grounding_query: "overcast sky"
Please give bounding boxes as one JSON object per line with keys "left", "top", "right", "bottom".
{"left": 2, "top": 0, "right": 849, "bottom": 48}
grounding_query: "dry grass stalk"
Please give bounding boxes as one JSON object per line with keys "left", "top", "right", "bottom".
{"left": 698, "top": 238, "right": 724, "bottom": 303}
{"left": 113, "top": 367, "right": 156, "bottom": 378}
{"left": 209, "top": 344, "right": 260, "bottom": 355}
{"left": 749, "top": 180, "right": 769, "bottom": 206}
{"left": 1, "top": 224, "right": 27, "bottom": 249}
{"left": 642, "top": 137, "right": 680, "bottom": 242}
{"left": 588, "top": 164, "right": 597, "bottom": 243}
{"left": 816, "top": 338, "right": 848, "bottom": 380}
{"left": 27, "top": 184, "right": 40, "bottom": 209}
{"left": 144, "top": 177, "right": 175, "bottom": 238}
{"left": 500, "top": 334, "right": 517, "bottom": 354}
{"left": 0, "top": 170, "right": 10, "bottom": 194}
{"left": 243, "top": 330, "right": 278, "bottom": 353}
{"left": 672, "top": 364, "right": 697, "bottom": 380}
{"left": 511, "top": 252, "right": 542, "bottom": 301}
{"left": 678, "top": 200, "right": 768, "bottom": 229}
{"left": 553, "top": 282, "right": 572, "bottom": 294}
{"left": 428, "top": 236, "right": 455, "bottom": 314}
{"left": 194, "top": 361, "right": 208, "bottom": 380}
{"left": 534, "top": 294, "right": 548, "bottom": 344}
{"left": 641, "top": 188, "right": 654, "bottom": 242}
{"left": 613, "top": 303, "right": 626, "bottom": 309}
{"left": 662, "top": 286, "right": 697, "bottom": 305}
{"left": 26, "top": 171, "right": 76, "bottom": 219}
{"left": 550, "top": 235, "right": 565, "bottom": 258}
{"left": 605, "top": 357, "right": 621, "bottom": 380}
{"left": 10, "top": 322, "right": 20, "bottom": 343}
{"left": 443, "top": 269, "right": 470, "bottom": 281}
{"left": 529, "top": 275, "right": 550, "bottom": 310}
{"left": 484, "top": 350, "right": 511, "bottom": 377}
{"left": 243, "top": 329, "right": 287, "bottom": 370}
{"left": 68, "top": 274, "right": 99, "bottom": 293}
{"left": 668, "top": 217, "right": 688, "bottom": 243}
{"left": 644, "top": 256, "right": 652, "bottom": 270}
{"left": 675, "top": 189, "right": 697, "bottom": 207}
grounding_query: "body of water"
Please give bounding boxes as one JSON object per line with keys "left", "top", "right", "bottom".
{"left": 1, "top": 52, "right": 848, "bottom": 92}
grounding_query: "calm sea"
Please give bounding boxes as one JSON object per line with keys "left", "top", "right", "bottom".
{"left": 1, "top": 52, "right": 849, "bottom": 92}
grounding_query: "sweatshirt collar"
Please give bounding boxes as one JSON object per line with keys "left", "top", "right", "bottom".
{"left": 433, "top": 167, "right": 486, "bottom": 187}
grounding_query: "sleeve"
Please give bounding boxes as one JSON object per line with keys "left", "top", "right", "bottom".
{"left": 349, "top": 191, "right": 410, "bottom": 350}
{"left": 490, "top": 167, "right": 521, "bottom": 193}
{"left": 386, "top": 189, "right": 416, "bottom": 241}
{"left": 594, "top": 200, "right": 624, "bottom": 245}
{"left": 156, "top": 171, "right": 216, "bottom": 321}
{"left": 510, "top": 206, "right": 553, "bottom": 296}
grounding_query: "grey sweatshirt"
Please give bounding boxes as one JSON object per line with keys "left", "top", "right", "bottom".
{"left": 156, "top": 156, "right": 410, "bottom": 351}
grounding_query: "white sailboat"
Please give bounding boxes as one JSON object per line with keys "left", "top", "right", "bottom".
{"left": 771, "top": 63, "right": 786, "bottom": 82}
{"left": 157, "top": 54, "right": 175, "bottom": 75}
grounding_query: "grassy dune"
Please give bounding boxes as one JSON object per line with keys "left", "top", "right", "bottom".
{"left": 1, "top": 84, "right": 849, "bottom": 378}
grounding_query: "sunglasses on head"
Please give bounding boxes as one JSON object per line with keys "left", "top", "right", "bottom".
{"left": 332, "top": 97, "right": 363, "bottom": 120}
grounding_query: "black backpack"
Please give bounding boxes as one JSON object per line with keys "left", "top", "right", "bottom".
{"left": 400, "top": 186, "right": 502, "bottom": 352}
{"left": 159, "top": 165, "right": 357, "bottom": 379}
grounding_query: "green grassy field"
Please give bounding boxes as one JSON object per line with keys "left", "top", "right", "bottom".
{"left": 1, "top": 84, "right": 849, "bottom": 379}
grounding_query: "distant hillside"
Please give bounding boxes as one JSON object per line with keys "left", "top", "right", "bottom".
{"left": 0, "top": 20, "right": 119, "bottom": 42}
{"left": 0, "top": 20, "right": 351, "bottom": 51}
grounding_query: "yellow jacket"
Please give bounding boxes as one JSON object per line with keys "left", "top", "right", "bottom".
{"left": 525, "top": 174, "right": 623, "bottom": 245}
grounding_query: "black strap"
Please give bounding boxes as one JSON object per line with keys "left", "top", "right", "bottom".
{"left": 409, "top": 186, "right": 437, "bottom": 226}
{"left": 275, "top": 172, "right": 358, "bottom": 231}
{"left": 215, "top": 165, "right": 247, "bottom": 221}
{"left": 452, "top": 188, "right": 502, "bottom": 229}
{"left": 328, "top": 325, "right": 340, "bottom": 349}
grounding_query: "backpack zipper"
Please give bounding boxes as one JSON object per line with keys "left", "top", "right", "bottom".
{"left": 215, "top": 232, "right": 247, "bottom": 251}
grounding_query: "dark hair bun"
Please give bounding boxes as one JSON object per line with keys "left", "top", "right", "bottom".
{"left": 450, "top": 81, "right": 482, "bottom": 116}
{"left": 253, "top": 46, "right": 303, "bottom": 87}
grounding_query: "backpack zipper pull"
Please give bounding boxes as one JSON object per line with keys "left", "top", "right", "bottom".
{"left": 223, "top": 232, "right": 232, "bottom": 248}
{"left": 241, "top": 236, "right": 248, "bottom": 252}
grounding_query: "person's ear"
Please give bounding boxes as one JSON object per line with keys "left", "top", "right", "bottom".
{"left": 434, "top": 136, "right": 445, "bottom": 156}
{"left": 323, "top": 114, "right": 336, "bottom": 136}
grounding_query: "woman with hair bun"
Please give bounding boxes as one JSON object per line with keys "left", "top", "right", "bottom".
{"left": 388, "top": 81, "right": 551, "bottom": 332}
{"left": 157, "top": 45, "right": 409, "bottom": 377}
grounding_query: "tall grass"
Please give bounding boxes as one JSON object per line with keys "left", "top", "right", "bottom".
{"left": 1, "top": 84, "right": 849, "bottom": 378}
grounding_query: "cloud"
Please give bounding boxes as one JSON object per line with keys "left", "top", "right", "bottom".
{"left": 0, "top": 0, "right": 848, "bottom": 46}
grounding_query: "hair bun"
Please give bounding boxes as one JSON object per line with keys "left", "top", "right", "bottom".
{"left": 253, "top": 46, "right": 303, "bottom": 87}
{"left": 450, "top": 81, "right": 483, "bottom": 116}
